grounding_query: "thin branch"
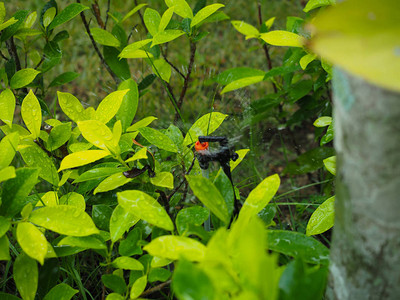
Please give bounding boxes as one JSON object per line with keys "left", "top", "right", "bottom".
{"left": 175, "top": 41, "right": 196, "bottom": 121}
{"left": 0, "top": 51, "right": 9, "bottom": 61}
{"left": 162, "top": 46, "right": 185, "bottom": 79}
{"left": 6, "top": 38, "right": 22, "bottom": 71}
{"left": 167, "top": 156, "right": 196, "bottom": 201}
{"left": 92, "top": 1, "right": 105, "bottom": 29}
{"left": 140, "top": 280, "right": 171, "bottom": 297}
{"left": 134, "top": 0, "right": 147, "bottom": 33}
{"left": 104, "top": 0, "right": 111, "bottom": 29}
{"left": 77, "top": 0, "right": 120, "bottom": 84}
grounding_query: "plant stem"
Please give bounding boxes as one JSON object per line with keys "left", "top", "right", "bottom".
{"left": 6, "top": 38, "right": 21, "bottom": 71}
{"left": 162, "top": 46, "right": 185, "bottom": 79}
{"left": 175, "top": 41, "right": 197, "bottom": 122}
{"left": 77, "top": 0, "right": 120, "bottom": 84}
{"left": 140, "top": 280, "right": 171, "bottom": 297}
{"left": 92, "top": 1, "right": 105, "bottom": 29}
{"left": 104, "top": 0, "right": 111, "bottom": 29}
{"left": 134, "top": 0, "right": 147, "bottom": 33}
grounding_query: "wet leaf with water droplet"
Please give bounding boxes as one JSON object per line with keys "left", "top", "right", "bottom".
{"left": 110, "top": 205, "right": 140, "bottom": 242}
{"left": 58, "top": 150, "right": 110, "bottom": 172}
{"left": 17, "top": 222, "right": 48, "bottom": 265}
{"left": 94, "top": 172, "right": 132, "bottom": 194}
{"left": 29, "top": 205, "right": 99, "bottom": 236}
{"left": 176, "top": 206, "right": 209, "bottom": 235}
{"left": 0, "top": 132, "right": 19, "bottom": 169}
{"left": 130, "top": 275, "right": 147, "bottom": 299}
{"left": 14, "top": 253, "right": 38, "bottom": 300}
{"left": 78, "top": 120, "right": 120, "bottom": 154}
{"left": 10, "top": 69, "right": 40, "bottom": 89}
{"left": 21, "top": 90, "right": 42, "bottom": 139}
{"left": 58, "top": 235, "right": 106, "bottom": 250}
{"left": 47, "top": 122, "right": 71, "bottom": 151}
{"left": 95, "top": 90, "right": 129, "bottom": 124}
{"left": 0, "top": 166, "right": 16, "bottom": 183}
{"left": 118, "top": 190, "right": 174, "bottom": 231}
{"left": 0, "top": 89, "right": 15, "bottom": 127}
{"left": 59, "top": 192, "right": 86, "bottom": 211}
{"left": 306, "top": 196, "right": 335, "bottom": 236}
{"left": 57, "top": 92, "right": 87, "bottom": 122}
{"left": 138, "top": 127, "right": 177, "bottom": 152}
{"left": 150, "top": 171, "right": 174, "bottom": 189}
{"left": 117, "top": 79, "right": 139, "bottom": 132}
{"left": 111, "top": 256, "right": 144, "bottom": 270}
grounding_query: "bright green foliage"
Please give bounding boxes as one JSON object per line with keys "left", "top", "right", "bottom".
{"left": 16, "top": 222, "right": 47, "bottom": 265}
{"left": 151, "top": 30, "right": 185, "bottom": 47}
{"left": 58, "top": 150, "right": 110, "bottom": 171}
{"left": 0, "top": 216, "right": 10, "bottom": 237}
{"left": 175, "top": 206, "right": 209, "bottom": 235}
{"left": 230, "top": 149, "right": 250, "bottom": 171}
{"left": 94, "top": 172, "right": 132, "bottom": 194}
{"left": 183, "top": 112, "right": 227, "bottom": 145}
{"left": 0, "top": 235, "right": 10, "bottom": 260}
{"left": 117, "top": 79, "right": 138, "bottom": 132}
{"left": 43, "top": 284, "right": 78, "bottom": 300}
{"left": 309, "top": 0, "right": 400, "bottom": 92}
{"left": 111, "top": 256, "right": 144, "bottom": 270}
{"left": 118, "top": 190, "right": 174, "bottom": 231}
{"left": 231, "top": 20, "right": 259, "bottom": 39}
{"left": 94, "top": 90, "right": 128, "bottom": 124}
{"left": 59, "top": 192, "right": 86, "bottom": 211}
{"left": 78, "top": 120, "right": 120, "bottom": 154}
{"left": 43, "top": 7, "right": 56, "bottom": 28}
{"left": 138, "top": 127, "right": 177, "bottom": 152}
{"left": 47, "top": 122, "right": 71, "bottom": 151}
{"left": 90, "top": 28, "right": 120, "bottom": 47}
{"left": 58, "top": 236, "right": 106, "bottom": 250}
{"left": 0, "top": 166, "right": 16, "bottom": 183}
{"left": 47, "top": 3, "right": 88, "bottom": 30}
{"left": 121, "top": 4, "right": 147, "bottom": 23}
{"left": 307, "top": 196, "right": 335, "bottom": 236}
{"left": 57, "top": 92, "right": 87, "bottom": 122}
{"left": 21, "top": 90, "right": 41, "bottom": 139}
{"left": 144, "top": 8, "right": 161, "bottom": 36}
{"left": 151, "top": 58, "right": 172, "bottom": 82}
{"left": 165, "top": 0, "right": 193, "bottom": 19}
{"left": 221, "top": 75, "right": 265, "bottom": 94}
{"left": 0, "top": 89, "right": 15, "bottom": 127}
{"left": 127, "top": 116, "right": 157, "bottom": 132}
{"left": 191, "top": 4, "right": 224, "bottom": 27}
{"left": 159, "top": 6, "right": 174, "bottom": 32}
{"left": 323, "top": 156, "right": 336, "bottom": 175}
{"left": 49, "top": 72, "right": 79, "bottom": 88}
{"left": 150, "top": 171, "right": 174, "bottom": 189}
{"left": 10, "top": 69, "right": 40, "bottom": 89}
{"left": 130, "top": 275, "right": 147, "bottom": 299}
{"left": 109, "top": 205, "right": 139, "bottom": 242}
{"left": 260, "top": 30, "right": 304, "bottom": 47}
{"left": 0, "top": 132, "right": 18, "bottom": 169}
{"left": 14, "top": 253, "right": 38, "bottom": 300}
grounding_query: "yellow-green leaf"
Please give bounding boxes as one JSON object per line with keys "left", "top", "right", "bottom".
{"left": 144, "top": 235, "right": 206, "bottom": 261}
{"left": 304, "top": 0, "right": 336, "bottom": 13}
{"left": 0, "top": 3, "right": 6, "bottom": 24}
{"left": 58, "top": 236, "right": 106, "bottom": 250}
{"left": 130, "top": 275, "right": 147, "bottom": 299}
{"left": 109, "top": 205, "right": 140, "bottom": 242}
{"left": 183, "top": 112, "right": 227, "bottom": 146}
{"left": 58, "top": 150, "right": 110, "bottom": 171}
{"left": 29, "top": 205, "right": 99, "bottom": 236}
{"left": 0, "top": 132, "right": 19, "bottom": 169}
{"left": 57, "top": 92, "right": 87, "bottom": 122}
{"left": 36, "top": 191, "right": 59, "bottom": 207}
{"left": 0, "top": 166, "right": 16, "bottom": 183}
{"left": 221, "top": 75, "right": 264, "bottom": 94}
{"left": 95, "top": 90, "right": 129, "bottom": 124}
{"left": 239, "top": 174, "right": 280, "bottom": 219}
{"left": 0, "top": 89, "right": 15, "bottom": 127}
{"left": 306, "top": 196, "right": 335, "bottom": 235}
{"left": 191, "top": 4, "right": 224, "bottom": 27}
{"left": 17, "top": 222, "right": 47, "bottom": 265}
{"left": 231, "top": 20, "right": 259, "bottom": 39}
{"left": 159, "top": 6, "right": 174, "bottom": 32}
{"left": 59, "top": 192, "right": 86, "bottom": 211}
{"left": 300, "top": 53, "right": 317, "bottom": 70}
{"left": 165, "top": 0, "right": 193, "bottom": 19}
{"left": 126, "top": 116, "right": 157, "bottom": 132}
{"left": 0, "top": 18, "right": 18, "bottom": 32}
{"left": 10, "top": 69, "right": 40, "bottom": 89}
{"left": 21, "top": 90, "right": 42, "bottom": 139}
{"left": 14, "top": 253, "right": 38, "bottom": 300}
{"left": 323, "top": 156, "right": 336, "bottom": 175}
{"left": 308, "top": 0, "right": 400, "bottom": 92}
{"left": 138, "top": 127, "right": 177, "bottom": 152}
{"left": 151, "top": 30, "right": 185, "bottom": 47}
{"left": 125, "top": 147, "right": 148, "bottom": 163}
{"left": 43, "top": 7, "right": 56, "bottom": 28}
{"left": 94, "top": 172, "right": 132, "bottom": 194}
{"left": 122, "top": 4, "right": 148, "bottom": 23}
{"left": 90, "top": 27, "right": 120, "bottom": 48}
{"left": 78, "top": 120, "right": 119, "bottom": 154}
{"left": 260, "top": 30, "right": 304, "bottom": 47}
{"left": 0, "top": 235, "right": 10, "bottom": 260}
{"left": 119, "top": 39, "right": 152, "bottom": 58}
{"left": 313, "top": 116, "right": 332, "bottom": 127}
{"left": 150, "top": 172, "right": 174, "bottom": 189}
{"left": 144, "top": 8, "right": 161, "bottom": 36}
{"left": 230, "top": 149, "right": 250, "bottom": 171}
{"left": 24, "top": 11, "right": 37, "bottom": 28}
{"left": 265, "top": 17, "right": 275, "bottom": 30}
{"left": 152, "top": 58, "right": 172, "bottom": 83}
{"left": 111, "top": 256, "right": 144, "bottom": 271}
{"left": 117, "top": 190, "right": 174, "bottom": 231}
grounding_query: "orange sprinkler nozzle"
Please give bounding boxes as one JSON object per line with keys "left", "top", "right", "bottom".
{"left": 195, "top": 141, "right": 209, "bottom": 152}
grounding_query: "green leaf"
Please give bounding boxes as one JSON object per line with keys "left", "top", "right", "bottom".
{"left": 309, "top": 0, "right": 400, "bottom": 92}
{"left": 265, "top": 16, "right": 276, "bottom": 30}
{"left": 0, "top": 166, "right": 16, "bottom": 183}
{"left": 21, "top": 90, "right": 41, "bottom": 139}
{"left": 304, "top": 0, "right": 336, "bottom": 12}
{"left": 239, "top": 174, "right": 280, "bottom": 219}
{"left": 138, "top": 127, "right": 177, "bottom": 152}
{"left": 183, "top": 112, "right": 227, "bottom": 145}
{"left": 117, "top": 79, "right": 139, "bottom": 132}
{"left": 215, "top": 67, "right": 265, "bottom": 85}
{"left": 95, "top": 90, "right": 129, "bottom": 124}
{"left": 313, "top": 116, "right": 332, "bottom": 127}
{"left": 320, "top": 122, "right": 334, "bottom": 146}
{"left": 306, "top": 196, "right": 335, "bottom": 236}
{"left": 17, "top": 222, "right": 47, "bottom": 265}
{"left": 58, "top": 236, "right": 106, "bottom": 250}
{"left": 118, "top": 228, "right": 142, "bottom": 257}
{"left": 59, "top": 192, "right": 86, "bottom": 211}
{"left": 263, "top": 65, "right": 302, "bottom": 80}
{"left": 0, "top": 132, "right": 19, "bottom": 169}
{"left": 288, "top": 80, "right": 313, "bottom": 103}
{"left": 104, "top": 46, "right": 131, "bottom": 81}
{"left": 90, "top": 28, "right": 120, "bottom": 47}
{"left": 148, "top": 268, "right": 171, "bottom": 282}
{"left": 106, "top": 293, "right": 125, "bottom": 300}
{"left": 29, "top": 206, "right": 99, "bottom": 236}
{"left": 94, "top": 172, "right": 132, "bottom": 194}
{"left": 78, "top": 120, "right": 119, "bottom": 154}
{"left": 0, "top": 168, "right": 39, "bottom": 217}
{"left": 110, "top": 205, "right": 139, "bottom": 242}
{"left": 151, "top": 30, "right": 185, "bottom": 47}
{"left": 221, "top": 75, "right": 264, "bottom": 94}
{"left": 41, "top": 41, "right": 62, "bottom": 73}
{"left": 10, "top": 68, "right": 40, "bottom": 90}
{"left": 122, "top": 4, "right": 148, "bottom": 23}
{"left": 57, "top": 92, "right": 87, "bottom": 122}
{"left": 14, "top": 253, "right": 38, "bottom": 300}
{"left": 231, "top": 20, "right": 259, "bottom": 39}
{"left": 144, "top": 235, "right": 206, "bottom": 261}
{"left": 48, "top": 72, "right": 79, "bottom": 88}
{"left": 92, "top": 205, "right": 113, "bottom": 231}
{"left": 0, "top": 17, "right": 18, "bottom": 32}
{"left": 117, "top": 190, "right": 174, "bottom": 231}
{"left": 19, "top": 144, "right": 59, "bottom": 186}
{"left": 0, "top": 89, "right": 15, "bottom": 127}
{"left": 150, "top": 172, "right": 174, "bottom": 189}
{"left": 300, "top": 53, "right": 317, "bottom": 70}
{"left": 43, "top": 283, "right": 78, "bottom": 300}
{"left": 176, "top": 206, "right": 209, "bottom": 235}
{"left": 230, "top": 149, "right": 249, "bottom": 171}
{"left": 47, "top": 122, "right": 71, "bottom": 151}
{"left": 48, "top": 3, "right": 89, "bottom": 30}
{"left": 58, "top": 150, "right": 110, "bottom": 171}
{"left": 0, "top": 216, "right": 10, "bottom": 238}
{"left": 152, "top": 59, "right": 172, "bottom": 83}
{"left": 111, "top": 256, "right": 144, "bottom": 270}
{"left": 267, "top": 230, "right": 329, "bottom": 264}
{"left": 0, "top": 235, "right": 10, "bottom": 261}
{"left": 323, "top": 156, "right": 336, "bottom": 175}
{"left": 130, "top": 275, "right": 147, "bottom": 299}
{"left": 165, "top": 0, "right": 193, "bottom": 19}
{"left": 73, "top": 167, "right": 125, "bottom": 183}
{"left": 43, "top": 7, "right": 56, "bottom": 28}
{"left": 172, "top": 259, "right": 214, "bottom": 299}
{"left": 186, "top": 175, "right": 229, "bottom": 224}
{"left": 144, "top": 8, "right": 161, "bottom": 36}
{"left": 283, "top": 147, "right": 335, "bottom": 175}
{"left": 125, "top": 147, "right": 148, "bottom": 163}
{"left": 102, "top": 275, "right": 127, "bottom": 294}
{"left": 159, "top": 7, "right": 175, "bottom": 32}
{"left": 1, "top": 10, "right": 29, "bottom": 42}
{"left": 127, "top": 116, "right": 157, "bottom": 132}
{"left": 119, "top": 39, "right": 152, "bottom": 58}
{"left": 260, "top": 30, "right": 304, "bottom": 47}
{"left": 191, "top": 4, "right": 224, "bottom": 27}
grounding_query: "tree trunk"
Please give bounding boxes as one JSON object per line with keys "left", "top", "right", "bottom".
{"left": 327, "top": 69, "right": 400, "bottom": 299}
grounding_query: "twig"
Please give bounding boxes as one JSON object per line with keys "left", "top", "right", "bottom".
{"left": 175, "top": 41, "right": 196, "bottom": 121}
{"left": 77, "top": 0, "right": 120, "bottom": 84}
{"left": 34, "top": 55, "right": 45, "bottom": 69}
{"left": 0, "top": 51, "right": 9, "bottom": 61}
{"left": 6, "top": 38, "right": 22, "bottom": 71}
{"left": 104, "top": 0, "right": 111, "bottom": 29}
{"left": 92, "top": 1, "right": 105, "bottom": 29}
{"left": 167, "top": 156, "right": 196, "bottom": 201}
{"left": 162, "top": 46, "right": 185, "bottom": 79}
{"left": 134, "top": 0, "right": 147, "bottom": 33}
{"left": 140, "top": 280, "right": 171, "bottom": 297}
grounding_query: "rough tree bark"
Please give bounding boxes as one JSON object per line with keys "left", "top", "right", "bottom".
{"left": 327, "top": 69, "right": 400, "bottom": 299}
